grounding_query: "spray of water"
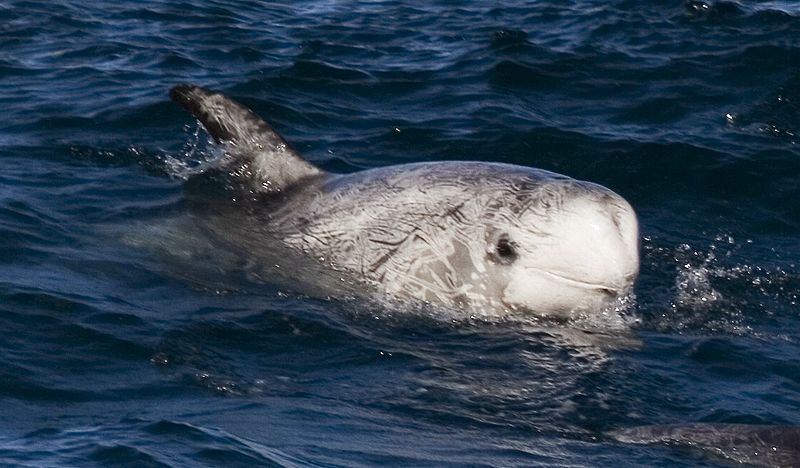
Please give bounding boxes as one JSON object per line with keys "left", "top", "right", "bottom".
{"left": 159, "top": 122, "right": 227, "bottom": 180}
{"left": 645, "top": 234, "right": 798, "bottom": 337}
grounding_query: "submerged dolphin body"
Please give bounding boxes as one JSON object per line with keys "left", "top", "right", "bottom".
{"left": 611, "top": 423, "right": 800, "bottom": 467}
{"left": 169, "top": 85, "right": 639, "bottom": 319}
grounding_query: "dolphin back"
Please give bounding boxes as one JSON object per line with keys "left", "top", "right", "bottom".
{"left": 170, "top": 84, "right": 323, "bottom": 193}
{"left": 611, "top": 423, "right": 800, "bottom": 467}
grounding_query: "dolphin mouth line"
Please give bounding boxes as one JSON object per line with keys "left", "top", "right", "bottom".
{"left": 532, "top": 268, "right": 623, "bottom": 295}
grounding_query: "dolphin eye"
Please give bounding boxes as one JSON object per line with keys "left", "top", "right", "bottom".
{"left": 492, "top": 235, "right": 518, "bottom": 264}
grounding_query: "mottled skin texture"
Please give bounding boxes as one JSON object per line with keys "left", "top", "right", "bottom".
{"left": 611, "top": 423, "right": 800, "bottom": 467}
{"left": 171, "top": 85, "right": 640, "bottom": 318}
{"left": 276, "top": 163, "right": 551, "bottom": 310}
{"left": 268, "top": 162, "right": 631, "bottom": 315}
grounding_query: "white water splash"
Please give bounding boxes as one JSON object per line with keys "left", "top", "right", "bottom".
{"left": 160, "top": 122, "right": 226, "bottom": 180}
{"left": 672, "top": 241, "right": 723, "bottom": 309}
{"left": 646, "top": 234, "right": 798, "bottom": 337}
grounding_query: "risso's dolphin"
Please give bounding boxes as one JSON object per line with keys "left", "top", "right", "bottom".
{"left": 611, "top": 423, "right": 800, "bottom": 467}
{"left": 169, "top": 84, "right": 639, "bottom": 319}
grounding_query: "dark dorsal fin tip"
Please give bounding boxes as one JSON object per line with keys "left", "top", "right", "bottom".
{"left": 169, "top": 84, "right": 323, "bottom": 193}
{"left": 170, "top": 84, "right": 253, "bottom": 144}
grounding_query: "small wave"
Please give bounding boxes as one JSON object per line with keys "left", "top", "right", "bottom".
{"left": 642, "top": 235, "right": 799, "bottom": 337}
{"left": 155, "top": 52, "right": 198, "bottom": 70}
{"left": 742, "top": 1, "right": 800, "bottom": 17}
{"left": 282, "top": 59, "right": 374, "bottom": 84}
{"left": 1, "top": 418, "right": 308, "bottom": 467}
{"left": 0, "top": 372, "right": 97, "bottom": 402}
{"left": 491, "top": 59, "right": 565, "bottom": 89}
{"left": 88, "top": 444, "right": 167, "bottom": 467}
{"left": 730, "top": 73, "right": 800, "bottom": 144}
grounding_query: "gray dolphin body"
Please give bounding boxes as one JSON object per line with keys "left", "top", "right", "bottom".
{"left": 611, "top": 423, "right": 800, "bottom": 467}
{"left": 170, "top": 85, "right": 639, "bottom": 318}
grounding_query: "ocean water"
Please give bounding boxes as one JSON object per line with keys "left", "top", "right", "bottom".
{"left": 1, "top": 0, "right": 799, "bottom": 466}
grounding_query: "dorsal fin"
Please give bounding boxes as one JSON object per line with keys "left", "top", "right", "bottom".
{"left": 170, "top": 84, "right": 323, "bottom": 193}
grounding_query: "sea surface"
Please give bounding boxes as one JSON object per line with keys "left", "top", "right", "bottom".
{"left": 1, "top": 1, "right": 799, "bottom": 466}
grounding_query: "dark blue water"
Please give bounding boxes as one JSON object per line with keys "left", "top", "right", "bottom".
{"left": 1, "top": 1, "right": 799, "bottom": 466}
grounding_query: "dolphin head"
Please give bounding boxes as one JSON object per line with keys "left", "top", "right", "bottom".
{"left": 479, "top": 178, "right": 639, "bottom": 318}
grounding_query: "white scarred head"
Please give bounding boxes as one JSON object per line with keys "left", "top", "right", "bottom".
{"left": 473, "top": 178, "right": 639, "bottom": 319}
